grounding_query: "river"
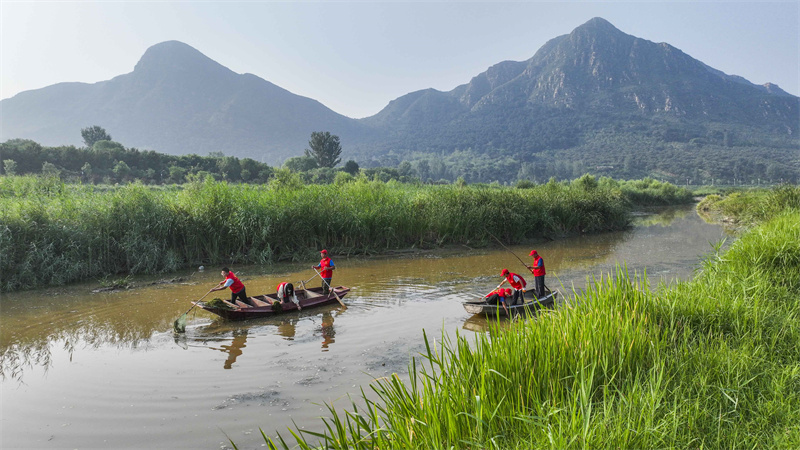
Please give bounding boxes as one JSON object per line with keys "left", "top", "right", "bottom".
{"left": 0, "top": 204, "right": 727, "bottom": 448}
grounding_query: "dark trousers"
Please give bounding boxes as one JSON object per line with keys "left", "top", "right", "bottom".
{"left": 231, "top": 287, "right": 247, "bottom": 303}
{"left": 322, "top": 278, "right": 332, "bottom": 295}
{"left": 485, "top": 293, "right": 504, "bottom": 305}
{"left": 511, "top": 289, "right": 524, "bottom": 305}
{"left": 534, "top": 276, "right": 545, "bottom": 299}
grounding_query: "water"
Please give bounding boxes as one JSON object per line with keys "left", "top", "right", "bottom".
{"left": 0, "top": 205, "right": 727, "bottom": 448}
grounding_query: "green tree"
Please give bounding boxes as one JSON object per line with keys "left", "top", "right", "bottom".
{"left": 3, "top": 159, "right": 17, "bottom": 175}
{"left": 168, "top": 165, "right": 187, "bottom": 183}
{"left": 42, "top": 161, "right": 61, "bottom": 177}
{"left": 305, "top": 131, "right": 342, "bottom": 168}
{"left": 113, "top": 160, "right": 131, "bottom": 180}
{"left": 284, "top": 155, "right": 318, "bottom": 172}
{"left": 81, "top": 126, "right": 112, "bottom": 148}
{"left": 343, "top": 160, "right": 360, "bottom": 175}
{"left": 81, "top": 162, "right": 92, "bottom": 183}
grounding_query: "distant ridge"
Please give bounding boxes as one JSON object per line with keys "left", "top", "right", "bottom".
{"left": 1, "top": 40, "right": 369, "bottom": 162}
{"left": 1, "top": 18, "right": 797, "bottom": 172}
{"left": 361, "top": 17, "right": 798, "bottom": 155}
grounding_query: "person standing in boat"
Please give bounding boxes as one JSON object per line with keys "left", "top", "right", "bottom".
{"left": 312, "top": 249, "right": 335, "bottom": 295}
{"left": 526, "top": 250, "right": 546, "bottom": 299}
{"left": 499, "top": 269, "right": 527, "bottom": 305}
{"left": 211, "top": 267, "right": 248, "bottom": 304}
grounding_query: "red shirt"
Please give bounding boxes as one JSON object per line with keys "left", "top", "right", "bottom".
{"left": 225, "top": 272, "right": 245, "bottom": 293}
{"left": 317, "top": 257, "right": 334, "bottom": 278}
{"left": 505, "top": 272, "right": 527, "bottom": 290}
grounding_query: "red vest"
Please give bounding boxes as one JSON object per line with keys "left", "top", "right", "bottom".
{"left": 276, "top": 282, "right": 288, "bottom": 299}
{"left": 532, "top": 256, "right": 546, "bottom": 277}
{"left": 505, "top": 272, "right": 526, "bottom": 290}
{"left": 318, "top": 257, "right": 333, "bottom": 278}
{"left": 484, "top": 288, "right": 503, "bottom": 298}
{"left": 225, "top": 272, "right": 245, "bottom": 293}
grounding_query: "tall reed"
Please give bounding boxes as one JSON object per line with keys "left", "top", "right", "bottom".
{"left": 255, "top": 203, "right": 800, "bottom": 449}
{"left": 1, "top": 174, "right": 684, "bottom": 292}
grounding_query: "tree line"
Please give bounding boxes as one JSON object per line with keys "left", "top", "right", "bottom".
{"left": 3, "top": 125, "right": 797, "bottom": 186}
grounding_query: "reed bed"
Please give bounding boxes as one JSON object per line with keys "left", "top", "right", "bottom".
{"left": 697, "top": 184, "right": 800, "bottom": 224}
{"left": 1, "top": 175, "right": 639, "bottom": 292}
{"left": 1, "top": 175, "right": 694, "bottom": 293}
{"left": 254, "top": 194, "right": 800, "bottom": 449}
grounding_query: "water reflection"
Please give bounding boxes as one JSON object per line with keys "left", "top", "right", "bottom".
{"left": 208, "top": 330, "right": 249, "bottom": 370}
{"left": 1, "top": 204, "right": 724, "bottom": 383}
{"left": 319, "top": 312, "right": 336, "bottom": 351}
{"left": 276, "top": 319, "right": 297, "bottom": 340}
{"left": 630, "top": 206, "right": 691, "bottom": 227}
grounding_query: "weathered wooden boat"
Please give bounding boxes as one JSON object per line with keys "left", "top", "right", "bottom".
{"left": 196, "top": 285, "right": 350, "bottom": 321}
{"left": 462, "top": 289, "right": 558, "bottom": 317}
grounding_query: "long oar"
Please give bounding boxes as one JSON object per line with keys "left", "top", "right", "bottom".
{"left": 314, "top": 267, "right": 346, "bottom": 308}
{"left": 487, "top": 230, "right": 551, "bottom": 293}
{"left": 486, "top": 230, "right": 531, "bottom": 273}
{"left": 303, "top": 273, "right": 319, "bottom": 284}
{"left": 173, "top": 289, "right": 213, "bottom": 333}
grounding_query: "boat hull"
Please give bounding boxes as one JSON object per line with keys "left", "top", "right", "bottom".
{"left": 463, "top": 290, "right": 557, "bottom": 317}
{"left": 197, "top": 286, "right": 350, "bottom": 321}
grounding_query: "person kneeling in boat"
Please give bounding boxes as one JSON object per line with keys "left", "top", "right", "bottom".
{"left": 499, "top": 269, "right": 527, "bottom": 306}
{"left": 270, "top": 282, "right": 301, "bottom": 310}
{"left": 211, "top": 267, "right": 249, "bottom": 305}
{"left": 484, "top": 287, "right": 510, "bottom": 315}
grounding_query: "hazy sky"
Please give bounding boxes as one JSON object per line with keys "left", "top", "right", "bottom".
{"left": 2, "top": 1, "right": 798, "bottom": 119}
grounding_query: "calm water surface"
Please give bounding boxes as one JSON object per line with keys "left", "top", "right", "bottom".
{"left": 1, "top": 205, "right": 726, "bottom": 448}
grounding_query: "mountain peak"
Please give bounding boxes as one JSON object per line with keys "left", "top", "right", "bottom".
{"left": 574, "top": 17, "right": 623, "bottom": 35}
{"left": 133, "top": 40, "right": 233, "bottom": 77}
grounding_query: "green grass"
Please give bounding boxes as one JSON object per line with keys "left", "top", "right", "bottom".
{"left": 1, "top": 174, "right": 690, "bottom": 292}
{"left": 697, "top": 184, "right": 800, "bottom": 225}
{"left": 254, "top": 192, "right": 800, "bottom": 449}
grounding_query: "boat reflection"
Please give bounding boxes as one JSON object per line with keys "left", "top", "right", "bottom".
{"left": 461, "top": 307, "right": 554, "bottom": 333}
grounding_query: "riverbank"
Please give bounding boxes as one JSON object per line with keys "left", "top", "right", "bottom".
{"left": 0, "top": 175, "right": 691, "bottom": 292}
{"left": 261, "top": 186, "right": 799, "bottom": 449}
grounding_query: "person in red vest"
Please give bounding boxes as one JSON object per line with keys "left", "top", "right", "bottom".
{"left": 312, "top": 249, "right": 335, "bottom": 295}
{"left": 499, "top": 268, "right": 527, "bottom": 305}
{"left": 483, "top": 286, "right": 509, "bottom": 315}
{"left": 271, "top": 281, "right": 300, "bottom": 310}
{"left": 211, "top": 267, "right": 248, "bottom": 304}
{"left": 526, "top": 250, "right": 546, "bottom": 299}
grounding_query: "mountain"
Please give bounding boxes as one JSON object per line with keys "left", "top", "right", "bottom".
{"left": 0, "top": 41, "right": 372, "bottom": 162}
{"left": 2, "top": 20, "right": 798, "bottom": 181}
{"left": 360, "top": 17, "right": 799, "bottom": 158}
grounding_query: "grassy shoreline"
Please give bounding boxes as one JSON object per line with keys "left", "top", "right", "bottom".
{"left": 0, "top": 175, "right": 690, "bottom": 292}
{"left": 256, "top": 186, "right": 799, "bottom": 449}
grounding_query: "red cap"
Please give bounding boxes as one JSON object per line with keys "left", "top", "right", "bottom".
{"left": 529, "top": 250, "right": 538, "bottom": 256}
{"left": 501, "top": 269, "right": 509, "bottom": 276}
{"left": 320, "top": 249, "right": 328, "bottom": 254}
{"left": 504, "top": 288, "right": 512, "bottom": 296}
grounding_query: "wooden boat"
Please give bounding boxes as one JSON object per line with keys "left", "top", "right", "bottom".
{"left": 462, "top": 289, "right": 558, "bottom": 317}
{"left": 196, "top": 285, "right": 350, "bottom": 321}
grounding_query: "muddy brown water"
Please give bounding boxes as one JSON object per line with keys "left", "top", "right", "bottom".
{"left": 1, "top": 205, "right": 727, "bottom": 448}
